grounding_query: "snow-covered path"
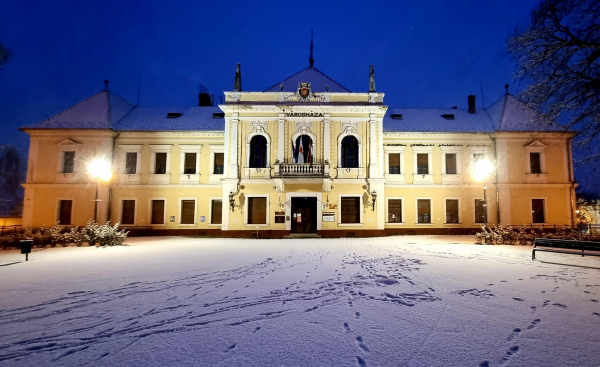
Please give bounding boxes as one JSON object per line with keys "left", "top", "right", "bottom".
{"left": 0, "top": 236, "right": 599, "bottom": 366}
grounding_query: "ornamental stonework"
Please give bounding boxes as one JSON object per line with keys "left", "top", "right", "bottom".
{"left": 341, "top": 121, "right": 358, "bottom": 135}
{"left": 295, "top": 121, "right": 313, "bottom": 134}
{"left": 250, "top": 121, "right": 268, "bottom": 134}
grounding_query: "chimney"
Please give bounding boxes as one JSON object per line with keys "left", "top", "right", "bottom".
{"left": 468, "top": 95, "right": 476, "bottom": 114}
{"left": 233, "top": 63, "right": 242, "bottom": 92}
{"left": 198, "top": 85, "right": 213, "bottom": 106}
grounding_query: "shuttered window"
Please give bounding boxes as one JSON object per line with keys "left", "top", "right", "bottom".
{"left": 417, "top": 199, "right": 431, "bottom": 223}
{"left": 388, "top": 199, "right": 402, "bottom": 223}
{"left": 341, "top": 197, "right": 361, "bottom": 224}
{"left": 121, "top": 200, "right": 135, "bottom": 225}
{"left": 475, "top": 199, "right": 486, "bottom": 223}
{"left": 445, "top": 199, "right": 459, "bottom": 224}
{"left": 417, "top": 154, "right": 428, "bottom": 174}
{"left": 151, "top": 200, "right": 165, "bottom": 224}
{"left": 248, "top": 197, "right": 267, "bottom": 224}
{"left": 445, "top": 154, "right": 457, "bottom": 174}
{"left": 530, "top": 153, "right": 541, "bottom": 174}
{"left": 63, "top": 151, "right": 75, "bottom": 173}
{"left": 214, "top": 153, "right": 224, "bottom": 174}
{"left": 155, "top": 153, "right": 167, "bottom": 174}
{"left": 184, "top": 153, "right": 196, "bottom": 174}
{"left": 58, "top": 200, "right": 72, "bottom": 225}
{"left": 211, "top": 200, "right": 222, "bottom": 224}
{"left": 125, "top": 152, "right": 137, "bottom": 174}
{"left": 532, "top": 199, "right": 545, "bottom": 223}
{"left": 389, "top": 154, "right": 400, "bottom": 174}
{"left": 181, "top": 200, "right": 195, "bottom": 224}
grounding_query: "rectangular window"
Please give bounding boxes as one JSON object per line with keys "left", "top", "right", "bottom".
{"left": 388, "top": 154, "right": 401, "bottom": 174}
{"left": 445, "top": 199, "right": 459, "bottom": 224}
{"left": 183, "top": 153, "right": 196, "bottom": 174}
{"left": 155, "top": 152, "right": 167, "bottom": 174}
{"left": 417, "top": 154, "right": 429, "bottom": 174}
{"left": 211, "top": 200, "right": 222, "bottom": 224}
{"left": 58, "top": 200, "right": 72, "bottom": 225}
{"left": 248, "top": 197, "right": 267, "bottom": 224}
{"left": 341, "top": 197, "right": 361, "bottom": 224}
{"left": 473, "top": 153, "right": 483, "bottom": 163}
{"left": 530, "top": 153, "right": 541, "bottom": 174}
{"left": 214, "top": 153, "right": 224, "bottom": 174}
{"left": 151, "top": 200, "right": 165, "bottom": 225}
{"left": 125, "top": 152, "right": 137, "bottom": 174}
{"left": 445, "top": 153, "right": 457, "bottom": 174}
{"left": 63, "top": 151, "right": 75, "bottom": 173}
{"left": 121, "top": 200, "right": 135, "bottom": 225}
{"left": 388, "top": 199, "right": 402, "bottom": 223}
{"left": 475, "top": 199, "right": 486, "bottom": 223}
{"left": 180, "top": 200, "right": 195, "bottom": 224}
{"left": 417, "top": 199, "right": 431, "bottom": 223}
{"left": 532, "top": 199, "right": 545, "bottom": 223}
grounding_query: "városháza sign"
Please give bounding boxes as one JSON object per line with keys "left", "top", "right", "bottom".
{"left": 285, "top": 112, "right": 324, "bottom": 117}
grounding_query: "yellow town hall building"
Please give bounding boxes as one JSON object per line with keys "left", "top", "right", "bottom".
{"left": 20, "top": 58, "right": 577, "bottom": 237}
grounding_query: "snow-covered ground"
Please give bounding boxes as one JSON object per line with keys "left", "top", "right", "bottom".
{"left": 1, "top": 236, "right": 599, "bottom": 367}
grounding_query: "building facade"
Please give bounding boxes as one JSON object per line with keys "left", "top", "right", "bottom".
{"left": 20, "top": 63, "right": 577, "bottom": 237}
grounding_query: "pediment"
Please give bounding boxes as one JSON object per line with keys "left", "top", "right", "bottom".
{"left": 57, "top": 138, "right": 82, "bottom": 146}
{"left": 526, "top": 140, "right": 547, "bottom": 148}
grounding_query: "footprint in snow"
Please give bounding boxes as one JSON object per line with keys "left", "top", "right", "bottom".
{"left": 224, "top": 344, "right": 236, "bottom": 353}
{"left": 552, "top": 303, "right": 568, "bottom": 309}
{"left": 593, "top": 313, "right": 600, "bottom": 318}
{"left": 507, "top": 328, "right": 521, "bottom": 341}
{"left": 356, "top": 356, "right": 367, "bottom": 366}
{"left": 355, "top": 336, "right": 370, "bottom": 353}
{"left": 513, "top": 298, "right": 524, "bottom": 302}
{"left": 527, "top": 319, "right": 541, "bottom": 330}
{"left": 479, "top": 361, "right": 490, "bottom": 367}
{"left": 343, "top": 323, "right": 351, "bottom": 331}
{"left": 355, "top": 312, "right": 361, "bottom": 319}
{"left": 252, "top": 327, "right": 261, "bottom": 333}
{"left": 506, "top": 345, "right": 520, "bottom": 355}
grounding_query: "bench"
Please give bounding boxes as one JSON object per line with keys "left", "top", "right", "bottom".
{"left": 532, "top": 238, "right": 600, "bottom": 260}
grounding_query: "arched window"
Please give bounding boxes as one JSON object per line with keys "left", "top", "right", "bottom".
{"left": 249, "top": 135, "right": 267, "bottom": 168}
{"left": 341, "top": 136, "right": 359, "bottom": 168}
{"left": 293, "top": 135, "right": 313, "bottom": 164}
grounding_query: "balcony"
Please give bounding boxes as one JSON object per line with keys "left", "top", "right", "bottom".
{"left": 274, "top": 163, "right": 330, "bottom": 177}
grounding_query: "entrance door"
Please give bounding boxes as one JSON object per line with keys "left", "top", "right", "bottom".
{"left": 291, "top": 197, "right": 317, "bottom": 234}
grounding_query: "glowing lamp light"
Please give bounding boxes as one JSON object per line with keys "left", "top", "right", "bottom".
{"left": 88, "top": 158, "right": 113, "bottom": 182}
{"left": 473, "top": 159, "right": 493, "bottom": 182}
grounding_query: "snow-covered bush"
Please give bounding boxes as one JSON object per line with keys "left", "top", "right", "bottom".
{"left": 82, "top": 221, "right": 128, "bottom": 247}
{"left": 63, "top": 227, "right": 86, "bottom": 247}
{"left": 475, "top": 224, "right": 600, "bottom": 245}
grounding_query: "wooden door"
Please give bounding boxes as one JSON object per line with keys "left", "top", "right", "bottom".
{"left": 291, "top": 197, "right": 317, "bottom": 234}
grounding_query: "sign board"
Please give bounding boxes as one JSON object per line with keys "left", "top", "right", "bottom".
{"left": 200, "top": 216, "right": 206, "bottom": 222}
{"left": 275, "top": 211, "right": 285, "bottom": 215}
{"left": 329, "top": 204, "right": 337, "bottom": 209}
{"left": 322, "top": 213, "right": 335, "bottom": 222}
{"left": 170, "top": 216, "right": 175, "bottom": 222}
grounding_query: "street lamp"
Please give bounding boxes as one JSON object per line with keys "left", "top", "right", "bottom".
{"left": 88, "top": 158, "right": 112, "bottom": 223}
{"left": 473, "top": 158, "right": 493, "bottom": 226}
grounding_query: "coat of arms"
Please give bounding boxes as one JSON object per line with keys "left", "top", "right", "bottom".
{"left": 298, "top": 81, "right": 311, "bottom": 101}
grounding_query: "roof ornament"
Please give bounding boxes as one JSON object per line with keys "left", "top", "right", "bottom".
{"left": 309, "top": 29, "right": 314, "bottom": 67}
{"left": 505, "top": 84, "right": 509, "bottom": 95}
{"left": 233, "top": 63, "right": 242, "bottom": 92}
{"left": 280, "top": 84, "right": 284, "bottom": 91}
{"left": 369, "top": 65, "right": 376, "bottom": 93}
{"left": 104, "top": 80, "right": 109, "bottom": 91}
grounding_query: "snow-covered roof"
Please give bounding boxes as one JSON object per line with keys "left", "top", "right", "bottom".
{"left": 24, "top": 90, "right": 134, "bottom": 130}
{"left": 113, "top": 106, "right": 224, "bottom": 131}
{"left": 264, "top": 66, "right": 350, "bottom": 93}
{"left": 383, "top": 94, "right": 568, "bottom": 133}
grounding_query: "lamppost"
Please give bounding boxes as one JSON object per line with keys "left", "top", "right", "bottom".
{"left": 473, "top": 158, "right": 493, "bottom": 226}
{"left": 88, "top": 158, "right": 113, "bottom": 223}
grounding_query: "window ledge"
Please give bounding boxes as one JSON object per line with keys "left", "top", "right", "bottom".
{"left": 338, "top": 223, "right": 363, "bottom": 227}
{"left": 208, "top": 224, "right": 222, "bottom": 227}
{"left": 120, "top": 224, "right": 137, "bottom": 227}
{"left": 178, "top": 224, "right": 197, "bottom": 227}
{"left": 244, "top": 224, "right": 269, "bottom": 227}
{"left": 444, "top": 223, "right": 462, "bottom": 225}
{"left": 415, "top": 223, "right": 434, "bottom": 226}
{"left": 150, "top": 224, "right": 167, "bottom": 227}
{"left": 385, "top": 222, "right": 405, "bottom": 226}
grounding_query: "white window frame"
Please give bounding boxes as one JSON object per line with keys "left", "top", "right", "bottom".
{"left": 468, "top": 146, "right": 491, "bottom": 180}
{"left": 209, "top": 145, "right": 225, "bottom": 183}
{"left": 530, "top": 197, "right": 548, "bottom": 224}
{"left": 56, "top": 139, "right": 82, "bottom": 183}
{"left": 338, "top": 194, "right": 363, "bottom": 226}
{"left": 119, "top": 198, "right": 137, "bottom": 226}
{"left": 119, "top": 145, "right": 142, "bottom": 184}
{"left": 178, "top": 197, "right": 197, "bottom": 226}
{"left": 209, "top": 197, "right": 223, "bottom": 226}
{"left": 337, "top": 132, "right": 363, "bottom": 177}
{"left": 473, "top": 197, "right": 487, "bottom": 225}
{"left": 149, "top": 145, "right": 173, "bottom": 184}
{"left": 179, "top": 144, "right": 202, "bottom": 184}
{"left": 56, "top": 198, "right": 74, "bottom": 226}
{"left": 412, "top": 146, "right": 434, "bottom": 184}
{"left": 525, "top": 141, "right": 548, "bottom": 183}
{"left": 386, "top": 197, "right": 405, "bottom": 226}
{"left": 148, "top": 197, "right": 167, "bottom": 227}
{"left": 244, "top": 194, "right": 270, "bottom": 227}
{"left": 440, "top": 146, "right": 462, "bottom": 184}
{"left": 444, "top": 197, "right": 461, "bottom": 225}
{"left": 415, "top": 197, "right": 434, "bottom": 225}
{"left": 384, "top": 146, "right": 405, "bottom": 182}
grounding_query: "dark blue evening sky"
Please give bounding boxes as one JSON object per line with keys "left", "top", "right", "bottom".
{"left": 0, "top": 0, "right": 540, "bottom": 151}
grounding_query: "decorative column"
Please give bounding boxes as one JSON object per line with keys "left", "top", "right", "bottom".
{"left": 228, "top": 113, "right": 239, "bottom": 179}
{"left": 323, "top": 114, "right": 330, "bottom": 163}
{"left": 278, "top": 113, "right": 284, "bottom": 163}
{"left": 369, "top": 113, "right": 379, "bottom": 178}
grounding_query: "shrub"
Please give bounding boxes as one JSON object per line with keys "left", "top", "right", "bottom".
{"left": 475, "top": 224, "right": 600, "bottom": 245}
{"left": 82, "top": 221, "right": 128, "bottom": 247}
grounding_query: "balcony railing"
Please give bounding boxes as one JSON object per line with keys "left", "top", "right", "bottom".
{"left": 274, "top": 163, "right": 329, "bottom": 177}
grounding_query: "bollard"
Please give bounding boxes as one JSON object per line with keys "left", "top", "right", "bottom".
{"left": 20, "top": 240, "right": 32, "bottom": 261}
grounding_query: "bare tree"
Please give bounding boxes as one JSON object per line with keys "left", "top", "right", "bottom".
{"left": 507, "top": 0, "right": 600, "bottom": 147}
{"left": 0, "top": 146, "right": 23, "bottom": 216}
